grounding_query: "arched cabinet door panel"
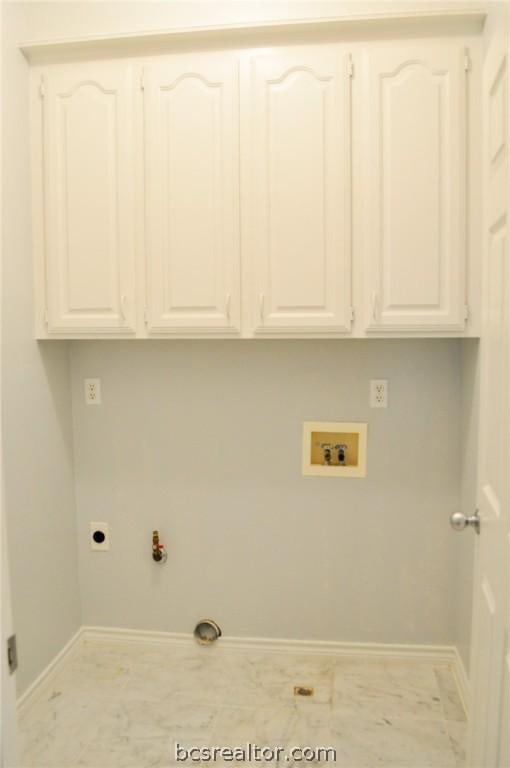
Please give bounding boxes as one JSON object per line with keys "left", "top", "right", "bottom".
{"left": 42, "top": 63, "right": 137, "bottom": 334}
{"left": 364, "top": 45, "right": 467, "bottom": 332}
{"left": 144, "top": 53, "right": 240, "bottom": 334}
{"left": 242, "top": 46, "right": 352, "bottom": 335}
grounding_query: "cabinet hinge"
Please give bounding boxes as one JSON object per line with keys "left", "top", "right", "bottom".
{"left": 350, "top": 307, "right": 355, "bottom": 323}
{"left": 44, "top": 309, "right": 49, "bottom": 324}
{"left": 140, "top": 70, "right": 145, "bottom": 91}
{"left": 39, "top": 77, "right": 45, "bottom": 98}
{"left": 464, "top": 304, "right": 470, "bottom": 322}
{"left": 144, "top": 308, "right": 148, "bottom": 324}
{"left": 347, "top": 57, "right": 354, "bottom": 78}
{"left": 464, "top": 53, "right": 471, "bottom": 72}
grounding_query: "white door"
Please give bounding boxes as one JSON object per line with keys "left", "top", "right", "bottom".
{"left": 468, "top": 10, "right": 510, "bottom": 767}
{"left": 364, "top": 44, "right": 467, "bottom": 332}
{"left": 144, "top": 53, "right": 240, "bottom": 334}
{"left": 242, "top": 46, "right": 352, "bottom": 335}
{"left": 42, "top": 63, "right": 137, "bottom": 334}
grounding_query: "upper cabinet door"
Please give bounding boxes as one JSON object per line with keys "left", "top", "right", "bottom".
{"left": 243, "top": 47, "right": 352, "bottom": 334}
{"left": 365, "top": 45, "right": 467, "bottom": 332}
{"left": 42, "top": 63, "right": 137, "bottom": 333}
{"left": 144, "top": 53, "right": 240, "bottom": 333}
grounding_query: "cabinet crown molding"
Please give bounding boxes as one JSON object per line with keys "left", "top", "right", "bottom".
{"left": 20, "top": 9, "right": 485, "bottom": 65}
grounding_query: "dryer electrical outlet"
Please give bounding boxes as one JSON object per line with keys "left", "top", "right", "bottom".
{"left": 90, "top": 522, "right": 109, "bottom": 551}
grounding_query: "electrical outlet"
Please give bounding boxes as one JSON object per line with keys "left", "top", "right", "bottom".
{"left": 90, "top": 522, "right": 109, "bottom": 551}
{"left": 84, "top": 378, "right": 101, "bottom": 405}
{"left": 370, "top": 379, "right": 388, "bottom": 408}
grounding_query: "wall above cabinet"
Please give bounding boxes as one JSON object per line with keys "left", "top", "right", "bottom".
{"left": 28, "top": 14, "right": 482, "bottom": 339}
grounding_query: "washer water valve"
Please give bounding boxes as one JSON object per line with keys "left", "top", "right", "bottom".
{"left": 335, "top": 443, "right": 347, "bottom": 466}
{"left": 319, "top": 442, "right": 348, "bottom": 466}
{"left": 152, "top": 530, "right": 167, "bottom": 563}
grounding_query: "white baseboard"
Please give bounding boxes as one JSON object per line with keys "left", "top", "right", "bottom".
{"left": 82, "top": 625, "right": 456, "bottom": 662}
{"left": 18, "top": 624, "right": 469, "bottom": 716}
{"left": 16, "top": 626, "right": 84, "bottom": 711}
{"left": 452, "top": 645, "right": 470, "bottom": 718}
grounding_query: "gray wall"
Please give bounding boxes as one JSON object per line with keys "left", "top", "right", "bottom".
{"left": 2, "top": 4, "right": 81, "bottom": 695}
{"left": 71, "top": 340, "right": 461, "bottom": 645}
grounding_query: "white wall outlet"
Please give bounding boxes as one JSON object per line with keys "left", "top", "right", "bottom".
{"left": 370, "top": 379, "right": 388, "bottom": 408}
{"left": 84, "top": 378, "right": 101, "bottom": 405}
{"left": 90, "top": 522, "right": 109, "bottom": 551}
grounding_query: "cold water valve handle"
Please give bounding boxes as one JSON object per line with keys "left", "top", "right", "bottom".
{"left": 152, "top": 530, "right": 167, "bottom": 563}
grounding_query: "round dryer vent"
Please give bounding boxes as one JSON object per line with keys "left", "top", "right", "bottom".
{"left": 194, "top": 619, "right": 222, "bottom": 645}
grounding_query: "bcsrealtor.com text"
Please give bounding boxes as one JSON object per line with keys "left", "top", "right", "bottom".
{"left": 175, "top": 743, "right": 337, "bottom": 763}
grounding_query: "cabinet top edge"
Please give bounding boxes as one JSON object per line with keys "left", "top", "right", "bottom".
{"left": 19, "top": 8, "right": 486, "bottom": 65}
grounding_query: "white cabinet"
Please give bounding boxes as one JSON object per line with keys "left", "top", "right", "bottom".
{"left": 242, "top": 47, "right": 353, "bottom": 334}
{"left": 144, "top": 53, "right": 240, "bottom": 334}
{"left": 32, "top": 35, "right": 477, "bottom": 339}
{"left": 41, "top": 63, "right": 137, "bottom": 334}
{"left": 364, "top": 44, "right": 467, "bottom": 332}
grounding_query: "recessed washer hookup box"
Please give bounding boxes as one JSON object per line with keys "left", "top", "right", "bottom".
{"left": 302, "top": 421, "right": 368, "bottom": 478}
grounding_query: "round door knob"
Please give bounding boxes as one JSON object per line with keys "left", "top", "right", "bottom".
{"left": 450, "top": 512, "right": 468, "bottom": 531}
{"left": 450, "top": 510, "right": 480, "bottom": 534}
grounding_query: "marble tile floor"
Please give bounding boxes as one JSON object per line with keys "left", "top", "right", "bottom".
{"left": 18, "top": 639, "right": 467, "bottom": 768}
